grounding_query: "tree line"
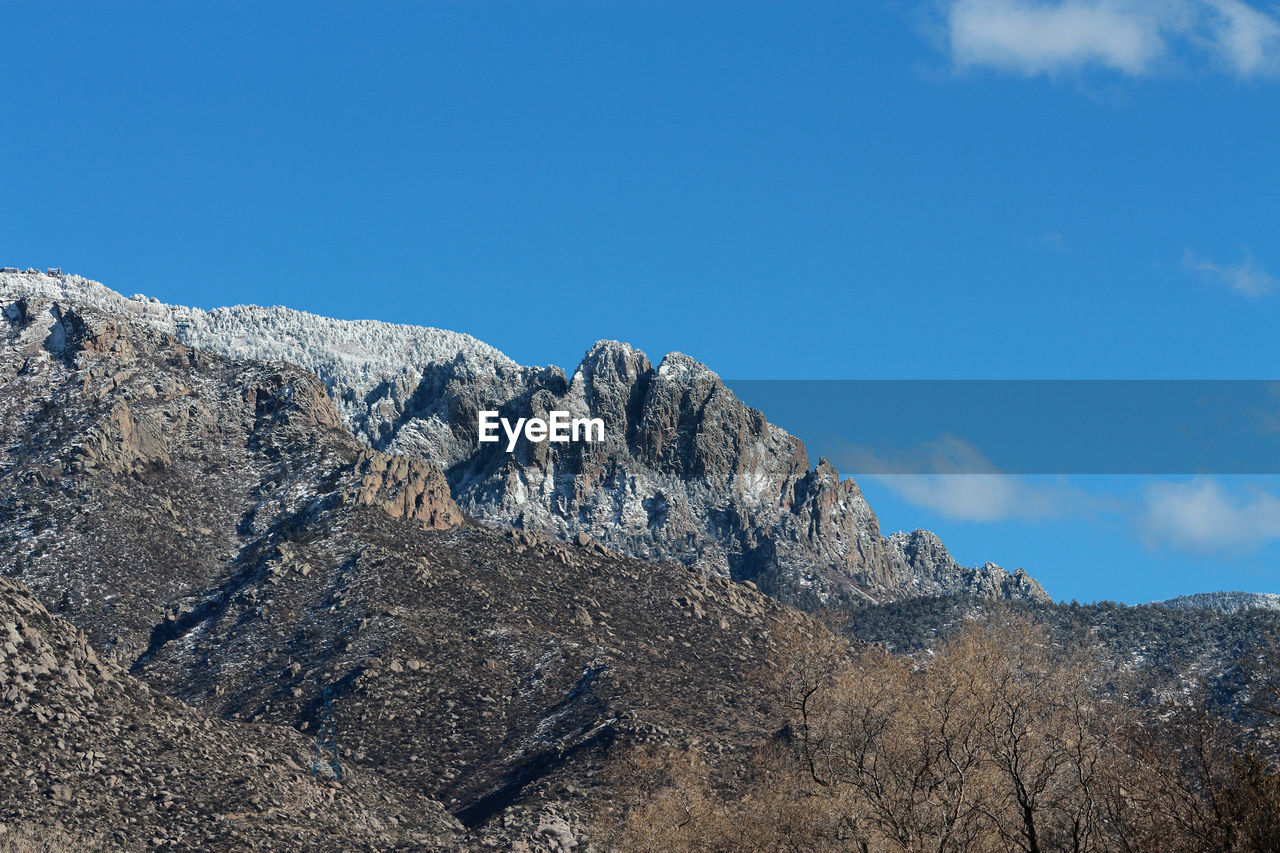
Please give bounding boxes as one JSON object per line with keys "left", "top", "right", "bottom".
{"left": 601, "top": 611, "right": 1280, "bottom": 852}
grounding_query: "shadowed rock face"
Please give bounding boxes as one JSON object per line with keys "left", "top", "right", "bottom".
{"left": 0, "top": 575, "right": 465, "bottom": 851}
{"left": 1, "top": 272, "right": 1049, "bottom": 609}
{"left": 0, "top": 289, "right": 462, "bottom": 662}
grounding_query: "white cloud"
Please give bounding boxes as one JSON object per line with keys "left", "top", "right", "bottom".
{"left": 1139, "top": 478, "right": 1280, "bottom": 550}
{"left": 875, "top": 473, "right": 1086, "bottom": 521}
{"left": 940, "top": 0, "right": 1280, "bottom": 77}
{"left": 848, "top": 436, "right": 1095, "bottom": 522}
{"left": 1184, "top": 248, "right": 1278, "bottom": 297}
{"left": 1206, "top": 0, "right": 1280, "bottom": 75}
{"left": 948, "top": 0, "right": 1170, "bottom": 75}
{"left": 883, "top": 472, "right": 1280, "bottom": 550}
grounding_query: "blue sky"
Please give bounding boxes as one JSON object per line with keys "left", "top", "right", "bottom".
{"left": 4, "top": 1, "right": 1280, "bottom": 602}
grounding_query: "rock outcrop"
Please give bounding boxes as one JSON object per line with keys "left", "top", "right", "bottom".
{"left": 886, "top": 529, "right": 1047, "bottom": 600}
{"left": 349, "top": 450, "right": 463, "bottom": 530}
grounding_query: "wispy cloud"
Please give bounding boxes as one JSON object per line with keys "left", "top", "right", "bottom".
{"left": 1139, "top": 478, "right": 1280, "bottom": 551}
{"left": 848, "top": 436, "right": 1097, "bottom": 522}
{"left": 875, "top": 474, "right": 1091, "bottom": 521}
{"left": 1183, "top": 248, "right": 1278, "bottom": 297}
{"left": 939, "top": 0, "right": 1280, "bottom": 77}
{"left": 1017, "top": 231, "right": 1068, "bottom": 250}
{"left": 881, "top": 469, "right": 1280, "bottom": 552}
{"left": 1206, "top": 0, "right": 1280, "bottom": 75}
{"left": 947, "top": 0, "right": 1171, "bottom": 75}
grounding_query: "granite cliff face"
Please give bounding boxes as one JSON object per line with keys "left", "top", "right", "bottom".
{"left": 1, "top": 271, "right": 1048, "bottom": 606}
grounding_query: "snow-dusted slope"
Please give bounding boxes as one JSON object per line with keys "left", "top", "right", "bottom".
{"left": 1155, "top": 591, "right": 1280, "bottom": 615}
{"left": 0, "top": 270, "right": 510, "bottom": 367}
{"left": 1, "top": 269, "right": 1048, "bottom": 605}
{"left": 0, "top": 270, "right": 543, "bottom": 462}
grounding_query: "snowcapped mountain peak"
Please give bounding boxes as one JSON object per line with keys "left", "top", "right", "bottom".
{"left": 655, "top": 351, "right": 718, "bottom": 383}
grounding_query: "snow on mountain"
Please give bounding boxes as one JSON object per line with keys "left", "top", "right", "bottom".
{"left": 1155, "top": 591, "right": 1280, "bottom": 615}
{"left": 0, "top": 270, "right": 539, "bottom": 462}
{"left": 1, "top": 269, "right": 1049, "bottom": 605}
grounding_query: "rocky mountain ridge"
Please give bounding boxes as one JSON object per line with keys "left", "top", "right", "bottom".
{"left": 0, "top": 289, "right": 794, "bottom": 847}
{"left": 0, "top": 270, "right": 1048, "bottom": 606}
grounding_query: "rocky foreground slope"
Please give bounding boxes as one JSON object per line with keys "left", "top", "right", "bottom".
{"left": 1, "top": 271, "right": 1047, "bottom": 606}
{"left": 0, "top": 283, "right": 796, "bottom": 848}
{"left": 0, "top": 574, "right": 464, "bottom": 851}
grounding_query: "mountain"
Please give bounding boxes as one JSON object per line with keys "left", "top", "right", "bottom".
{"left": 1, "top": 270, "right": 1048, "bottom": 607}
{"left": 1155, "top": 591, "right": 1280, "bottom": 615}
{"left": 7, "top": 268, "right": 1280, "bottom": 850}
{"left": 0, "top": 281, "right": 795, "bottom": 847}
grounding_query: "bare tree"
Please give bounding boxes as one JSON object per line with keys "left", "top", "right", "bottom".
{"left": 601, "top": 610, "right": 1280, "bottom": 853}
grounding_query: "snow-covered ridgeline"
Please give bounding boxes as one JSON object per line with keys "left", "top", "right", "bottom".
{"left": 0, "top": 270, "right": 518, "bottom": 375}
{"left": 0, "top": 270, "right": 536, "bottom": 455}
{"left": 1154, "top": 591, "right": 1280, "bottom": 615}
